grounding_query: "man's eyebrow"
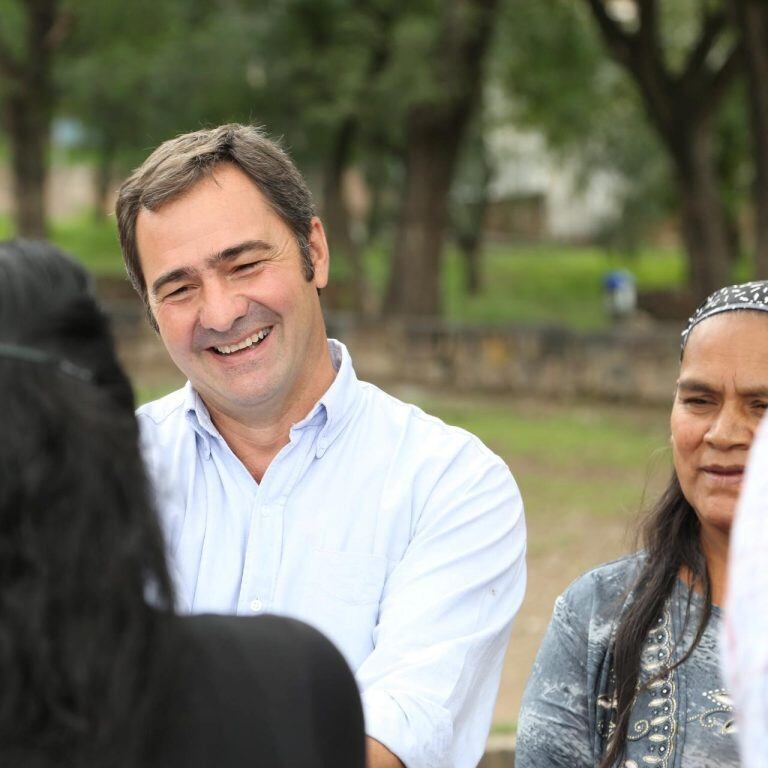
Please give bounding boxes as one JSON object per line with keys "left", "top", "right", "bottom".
{"left": 151, "top": 267, "right": 197, "bottom": 298}
{"left": 206, "top": 239, "right": 274, "bottom": 268}
{"left": 677, "top": 378, "right": 716, "bottom": 393}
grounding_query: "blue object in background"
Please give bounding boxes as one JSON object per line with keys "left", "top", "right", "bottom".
{"left": 602, "top": 269, "right": 637, "bottom": 318}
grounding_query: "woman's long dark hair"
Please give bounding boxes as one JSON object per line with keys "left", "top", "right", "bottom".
{"left": 0, "top": 240, "right": 175, "bottom": 767}
{"left": 599, "top": 473, "right": 711, "bottom": 767}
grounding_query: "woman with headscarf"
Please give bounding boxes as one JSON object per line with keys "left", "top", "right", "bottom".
{"left": 516, "top": 282, "right": 768, "bottom": 768}
{"left": 0, "top": 239, "right": 365, "bottom": 768}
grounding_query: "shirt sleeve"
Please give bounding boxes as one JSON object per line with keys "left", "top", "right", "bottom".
{"left": 356, "top": 442, "right": 526, "bottom": 768}
{"left": 724, "top": 416, "right": 768, "bottom": 768}
{"left": 515, "top": 587, "right": 595, "bottom": 768}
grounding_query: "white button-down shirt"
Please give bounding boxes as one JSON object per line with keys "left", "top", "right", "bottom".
{"left": 724, "top": 417, "right": 768, "bottom": 768}
{"left": 138, "top": 340, "right": 526, "bottom": 768}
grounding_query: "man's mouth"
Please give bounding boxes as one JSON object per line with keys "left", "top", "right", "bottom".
{"left": 211, "top": 326, "right": 272, "bottom": 355}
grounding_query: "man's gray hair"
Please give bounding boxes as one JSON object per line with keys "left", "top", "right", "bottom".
{"left": 116, "top": 124, "right": 316, "bottom": 323}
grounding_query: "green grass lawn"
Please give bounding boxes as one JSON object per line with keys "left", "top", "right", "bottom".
{"left": 3, "top": 212, "right": 691, "bottom": 330}
{"left": 441, "top": 243, "right": 686, "bottom": 329}
{"left": 138, "top": 379, "right": 670, "bottom": 549}
{"left": 0, "top": 213, "right": 126, "bottom": 276}
{"left": 133, "top": 376, "right": 671, "bottom": 726}
{"left": 414, "top": 392, "right": 671, "bottom": 727}
{"left": 418, "top": 393, "right": 671, "bottom": 522}
{"left": 365, "top": 239, "right": 687, "bottom": 330}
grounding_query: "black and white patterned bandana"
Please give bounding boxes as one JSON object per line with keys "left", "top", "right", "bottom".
{"left": 681, "top": 281, "right": 768, "bottom": 356}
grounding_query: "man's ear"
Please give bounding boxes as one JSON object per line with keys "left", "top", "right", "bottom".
{"left": 308, "top": 217, "right": 330, "bottom": 290}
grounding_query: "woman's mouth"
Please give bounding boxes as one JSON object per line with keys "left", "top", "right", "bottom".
{"left": 700, "top": 465, "right": 744, "bottom": 487}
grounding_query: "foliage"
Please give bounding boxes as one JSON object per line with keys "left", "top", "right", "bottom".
{"left": 495, "top": 0, "right": 674, "bottom": 252}
{"left": 60, "top": 0, "right": 261, "bottom": 172}
{"left": 2, "top": 206, "right": 691, "bottom": 329}
{"left": 0, "top": 0, "right": 763, "bottom": 302}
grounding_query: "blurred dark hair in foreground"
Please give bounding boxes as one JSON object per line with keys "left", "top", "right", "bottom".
{"left": 0, "top": 239, "right": 175, "bottom": 767}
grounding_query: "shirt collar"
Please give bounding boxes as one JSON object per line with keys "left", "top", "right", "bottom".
{"left": 183, "top": 382, "right": 220, "bottom": 458}
{"left": 183, "top": 338, "right": 360, "bottom": 459}
{"left": 298, "top": 338, "right": 360, "bottom": 458}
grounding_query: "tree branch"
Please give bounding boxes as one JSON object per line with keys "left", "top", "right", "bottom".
{"left": 636, "top": 0, "right": 659, "bottom": 53}
{"left": 596, "top": 0, "right": 676, "bottom": 140}
{"left": 45, "top": 7, "right": 75, "bottom": 51}
{"left": 681, "top": 8, "right": 728, "bottom": 84}
{"left": 700, "top": 41, "right": 743, "bottom": 117}
{"left": 0, "top": 37, "right": 21, "bottom": 80}
{"left": 581, "top": 0, "right": 634, "bottom": 68}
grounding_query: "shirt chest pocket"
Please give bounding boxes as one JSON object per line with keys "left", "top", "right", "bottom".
{"left": 299, "top": 549, "right": 389, "bottom": 668}
{"left": 310, "top": 549, "right": 389, "bottom": 605}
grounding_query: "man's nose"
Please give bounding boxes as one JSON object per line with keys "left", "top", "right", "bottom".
{"left": 199, "top": 281, "right": 249, "bottom": 332}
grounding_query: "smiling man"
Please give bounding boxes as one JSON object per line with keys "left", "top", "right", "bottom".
{"left": 116, "top": 124, "right": 526, "bottom": 768}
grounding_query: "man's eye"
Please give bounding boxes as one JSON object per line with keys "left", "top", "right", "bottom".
{"left": 163, "top": 285, "right": 191, "bottom": 301}
{"left": 234, "top": 261, "right": 261, "bottom": 274}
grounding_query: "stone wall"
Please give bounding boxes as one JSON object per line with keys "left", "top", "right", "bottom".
{"left": 100, "top": 282, "right": 681, "bottom": 405}
{"left": 326, "top": 313, "right": 680, "bottom": 405}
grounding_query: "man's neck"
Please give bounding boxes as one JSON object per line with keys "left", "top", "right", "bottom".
{"left": 208, "top": 410, "right": 298, "bottom": 481}
{"left": 203, "top": 347, "right": 337, "bottom": 482}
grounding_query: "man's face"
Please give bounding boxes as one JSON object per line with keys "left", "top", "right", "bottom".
{"left": 135, "top": 163, "right": 330, "bottom": 421}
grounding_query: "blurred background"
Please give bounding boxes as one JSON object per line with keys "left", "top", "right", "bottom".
{"left": 1, "top": 0, "right": 766, "bottom": 753}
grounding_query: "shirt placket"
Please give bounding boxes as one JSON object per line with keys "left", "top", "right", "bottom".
{"left": 236, "top": 422, "right": 324, "bottom": 615}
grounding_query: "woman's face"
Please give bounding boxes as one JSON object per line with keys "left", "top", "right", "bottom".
{"left": 671, "top": 312, "right": 768, "bottom": 538}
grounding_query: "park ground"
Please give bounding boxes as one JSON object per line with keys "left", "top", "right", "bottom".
{"left": 137, "top": 370, "right": 672, "bottom": 733}
{"left": 384, "top": 390, "right": 671, "bottom": 731}
{"left": 16, "top": 213, "right": 677, "bottom": 732}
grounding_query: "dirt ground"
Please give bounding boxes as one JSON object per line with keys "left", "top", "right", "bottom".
{"left": 119, "top": 331, "right": 671, "bottom": 731}
{"left": 492, "top": 510, "right": 631, "bottom": 726}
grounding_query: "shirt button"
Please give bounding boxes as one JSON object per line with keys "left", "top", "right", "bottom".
{"left": 249, "top": 599, "right": 263, "bottom": 613}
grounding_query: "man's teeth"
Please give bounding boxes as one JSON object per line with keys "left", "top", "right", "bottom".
{"left": 214, "top": 327, "right": 271, "bottom": 355}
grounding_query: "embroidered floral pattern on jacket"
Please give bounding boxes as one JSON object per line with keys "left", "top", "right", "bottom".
{"left": 687, "top": 689, "right": 737, "bottom": 735}
{"left": 515, "top": 555, "right": 741, "bottom": 768}
{"left": 625, "top": 609, "right": 677, "bottom": 766}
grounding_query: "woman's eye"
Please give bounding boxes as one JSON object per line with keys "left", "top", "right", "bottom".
{"left": 752, "top": 401, "right": 768, "bottom": 411}
{"left": 683, "top": 396, "right": 711, "bottom": 406}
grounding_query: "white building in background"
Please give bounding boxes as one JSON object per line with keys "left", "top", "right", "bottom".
{"left": 486, "top": 126, "right": 623, "bottom": 242}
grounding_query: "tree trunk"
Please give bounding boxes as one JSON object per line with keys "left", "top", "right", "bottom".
{"left": 0, "top": 0, "right": 60, "bottom": 238}
{"left": 582, "top": 0, "right": 740, "bottom": 301}
{"left": 386, "top": 108, "right": 462, "bottom": 315}
{"left": 455, "top": 131, "right": 492, "bottom": 296}
{"left": 322, "top": 115, "right": 366, "bottom": 313}
{"left": 3, "top": 90, "right": 49, "bottom": 238}
{"left": 93, "top": 144, "right": 115, "bottom": 220}
{"left": 671, "top": 119, "right": 733, "bottom": 299}
{"left": 385, "top": 0, "right": 499, "bottom": 317}
{"left": 731, "top": 0, "right": 768, "bottom": 277}
{"left": 461, "top": 236, "right": 483, "bottom": 295}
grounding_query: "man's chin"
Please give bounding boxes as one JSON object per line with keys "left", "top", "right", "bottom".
{"left": 194, "top": 377, "right": 278, "bottom": 417}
